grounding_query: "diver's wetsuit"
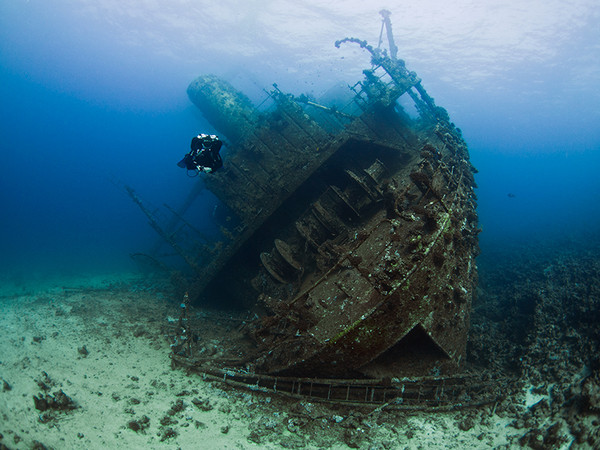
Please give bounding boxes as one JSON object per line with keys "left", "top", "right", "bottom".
{"left": 178, "top": 134, "right": 223, "bottom": 173}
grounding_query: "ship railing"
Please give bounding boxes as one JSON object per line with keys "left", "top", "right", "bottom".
{"left": 170, "top": 356, "right": 506, "bottom": 411}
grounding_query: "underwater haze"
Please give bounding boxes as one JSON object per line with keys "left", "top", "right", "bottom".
{"left": 1, "top": 0, "right": 599, "bottom": 283}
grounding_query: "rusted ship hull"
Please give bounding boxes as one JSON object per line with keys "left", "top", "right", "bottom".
{"left": 137, "top": 34, "right": 479, "bottom": 381}
{"left": 248, "top": 118, "right": 478, "bottom": 378}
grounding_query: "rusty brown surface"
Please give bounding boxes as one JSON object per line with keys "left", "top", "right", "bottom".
{"left": 170, "top": 47, "right": 479, "bottom": 379}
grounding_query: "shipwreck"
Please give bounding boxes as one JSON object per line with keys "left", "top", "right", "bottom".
{"left": 128, "top": 12, "right": 494, "bottom": 409}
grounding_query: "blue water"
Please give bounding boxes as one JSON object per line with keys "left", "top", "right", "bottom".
{"left": 1, "top": 1, "right": 599, "bottom": 283}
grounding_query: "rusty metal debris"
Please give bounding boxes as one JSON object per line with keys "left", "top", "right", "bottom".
{"left": 130, "top": 13, "right": 483, "bottom": 406}
{"left": 173, "top": 361, "right": 503, "bottom": 412}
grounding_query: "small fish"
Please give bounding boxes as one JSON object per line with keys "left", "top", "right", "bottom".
{"left": 507, "top": 193, "right": 516, "bottom": 198}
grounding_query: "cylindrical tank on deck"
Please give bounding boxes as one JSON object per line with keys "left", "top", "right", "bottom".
{"left": 187, "top": 75, "right": 259, "bottom": 144}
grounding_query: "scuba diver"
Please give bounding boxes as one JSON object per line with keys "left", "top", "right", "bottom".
{"left": 177, "top": 134, "right": 223, "bottom": 175}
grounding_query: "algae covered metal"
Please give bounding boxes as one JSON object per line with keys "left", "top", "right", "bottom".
{"left": 133, "top": 26, "right": 479, "bottom": 383}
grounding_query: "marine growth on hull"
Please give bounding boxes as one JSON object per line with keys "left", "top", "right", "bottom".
{"left": 129, "top": 29, "right": 484, "bottom": 408}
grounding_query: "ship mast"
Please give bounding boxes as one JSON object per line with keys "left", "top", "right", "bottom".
{"left": 378, "top": 9, "right": 398, "bottom": 60}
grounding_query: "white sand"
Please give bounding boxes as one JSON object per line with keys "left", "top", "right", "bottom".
{"left": 1, "top": 274, "right": 525, "bottom": 449}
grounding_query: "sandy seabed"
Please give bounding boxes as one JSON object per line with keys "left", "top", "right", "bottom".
{"left": 0, "top": 264, "right": 595, "bottom": 449}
